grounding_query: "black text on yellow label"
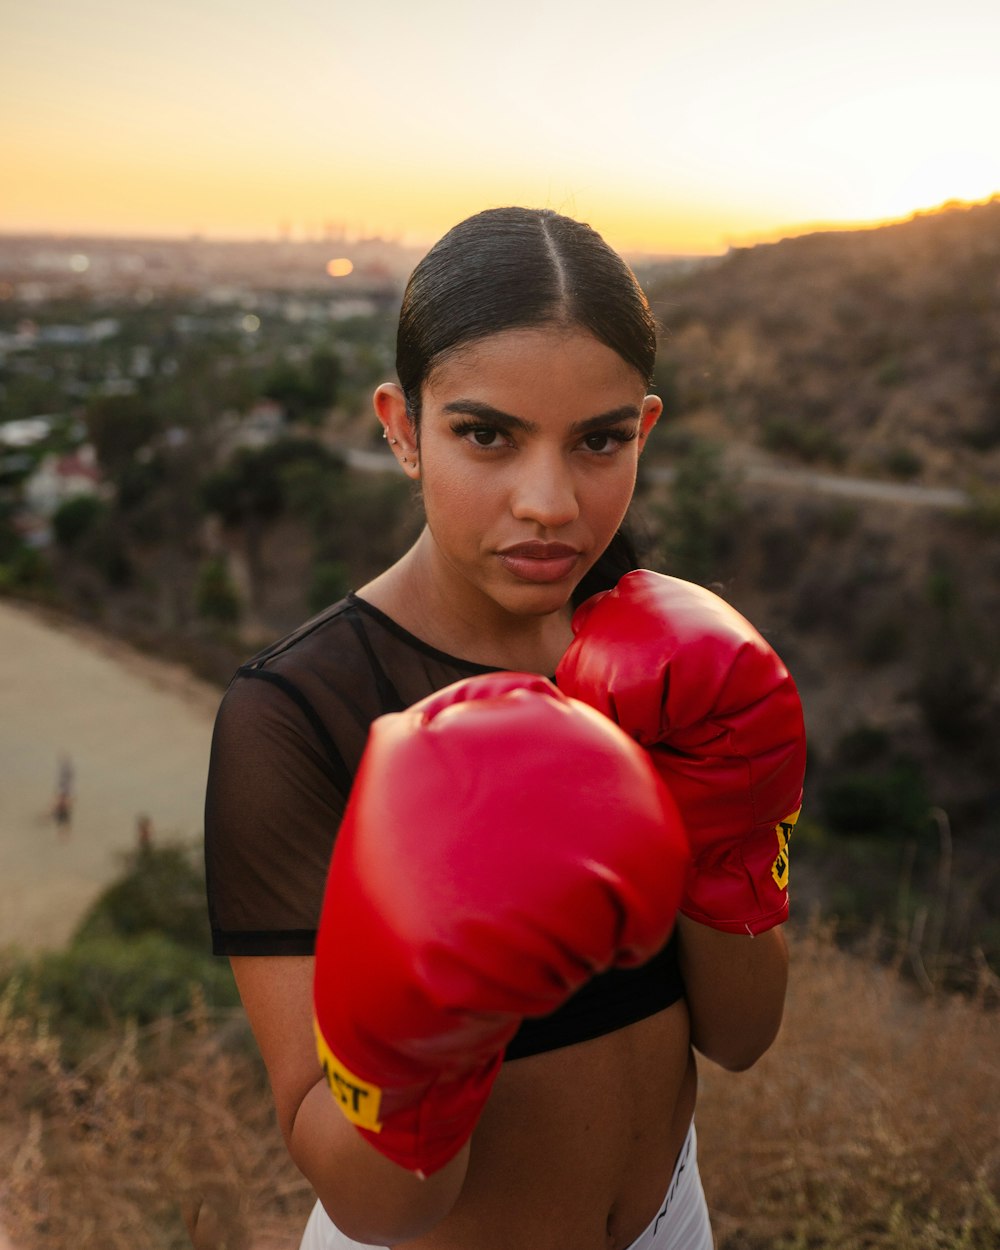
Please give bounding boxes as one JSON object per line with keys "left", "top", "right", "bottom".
{"left": 771, "top": 808, "right": 799, "bottom": 890}
{"left": 314, "top": 1019, "right": 383, "bottom": 1133}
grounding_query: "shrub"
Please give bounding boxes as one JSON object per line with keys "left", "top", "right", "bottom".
{"left": 52, "top": 494, "right": 105, "bottom": 547}
{"left": 1, "top": 934, "right": 239, "bottom": 1063}
{"left": 308, "top": 559, "right": 350, "bottom": 614}
{"left": 857, "top": 615, "right": 908, "bottom": 666}
{"left": 820, "top": 756, "right": 930, "bottom": 839}
{"left": 657, "top": 441, "right": 741, "bottom": 585}
{"left": 195, "top": 556, "right": 241, "bottom": 626}
{"left": 760, "top": 416, "right": 847, "bottom": 465}
{"left": 884, "top": 445, "right": 924, "bottom": 479}
{"left": 73, "top": 842, "right": 212, "bottom": 952}
{"left": 915, "top": 649, "right": 988, "bottom": 747}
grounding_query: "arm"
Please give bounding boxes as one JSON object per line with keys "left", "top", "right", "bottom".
{"left": 675, "top": 915, "right": 788, "bottom": 1071}
{"left": 205, "top": 674, "right": 466, "bottom": 1241}
{"left": 230, "top": 955, "right": 469, "bottom": 1246}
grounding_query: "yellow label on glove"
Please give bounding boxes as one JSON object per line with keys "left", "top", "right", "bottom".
{"left": 314, "top": 1019, "right": 383, "bottom": 1133}
{"left": 771, "top": 809, "right": 799, "bottom": 890}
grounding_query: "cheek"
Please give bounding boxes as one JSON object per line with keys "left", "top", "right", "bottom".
{"left": 420, "top": 456, "right": 503, "bottom": 538}
{"left": 580, "top": 467, "right": 638, "bottom": 533}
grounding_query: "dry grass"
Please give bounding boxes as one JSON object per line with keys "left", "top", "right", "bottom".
{"left": 697, "top": 923, "right": 1000, "bottom": 1249}
{"left": 0, "top": 988, "right": 313, "bottom": 1250}
{"left": 1, "top": 927, "right": 997, "bottom": 1250}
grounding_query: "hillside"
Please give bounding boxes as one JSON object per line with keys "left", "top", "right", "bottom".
{"left": 625, "top": 201, "right": 1000, "bottom": 978}
{"left": 644, "top": 197, "right": 1000, "bottom": 488}
{"left": 2, "top": 198, "right": 998, "bottom": 979}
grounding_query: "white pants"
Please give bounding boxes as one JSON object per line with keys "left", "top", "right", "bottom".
{"left": 299, "top": 1121, "right": 713, "bottom": 1250}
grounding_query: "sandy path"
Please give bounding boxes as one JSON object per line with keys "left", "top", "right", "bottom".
{"left": 0, "top": 599, "right": 224, "bottom": 952}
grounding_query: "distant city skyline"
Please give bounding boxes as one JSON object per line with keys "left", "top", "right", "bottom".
{"left": 3, "top": 0, "right": 998, "bottom": 256}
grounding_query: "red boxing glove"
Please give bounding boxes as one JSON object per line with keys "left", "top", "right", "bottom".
{"left": 556, "top": 571, "right": 805, "bottom": 936}
{"left": 313, "top": 672, "right": 688, "bottom": 1177}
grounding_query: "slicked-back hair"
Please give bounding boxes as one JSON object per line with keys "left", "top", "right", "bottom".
{"left": 396, "top": 207, "right": 658, "bottom": 420}
{"left": 394, "top": 206, "right": 657, "bottom": 605}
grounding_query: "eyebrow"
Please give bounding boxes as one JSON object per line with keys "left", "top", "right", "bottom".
{"left": 441, "top": 399, "right": 642, "bottom": 435}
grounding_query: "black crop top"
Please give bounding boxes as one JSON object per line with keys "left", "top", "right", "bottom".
{"left": 204, "top": 594, "right": 685, "bottom": 1060}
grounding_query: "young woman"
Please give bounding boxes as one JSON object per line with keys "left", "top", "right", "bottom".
{"left": 204, "top": 207, "right": 792, "bottom": 1250}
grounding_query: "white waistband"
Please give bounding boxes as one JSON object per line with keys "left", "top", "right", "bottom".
{"left": 625, "top": 1120, "right": 713, "bottom": 1250}
{"left": 298, "top": 1121, "right": 713, "bottom": 1250}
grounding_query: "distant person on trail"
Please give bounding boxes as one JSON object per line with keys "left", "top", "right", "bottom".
{"left": 203, "top": 207, "right": 806, "bottom": 1250}
{"left": 136, "top": 812, "right": 154, "bottom": 851}
{"left": 51, "top": 753, "right": 74, "bottom": 836}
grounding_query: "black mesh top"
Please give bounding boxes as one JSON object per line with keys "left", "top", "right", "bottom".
{"left": 204, "top": 594, "right": 684, "bottom": 1060}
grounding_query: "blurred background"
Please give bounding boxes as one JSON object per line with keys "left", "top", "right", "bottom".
{"left": 1, "top": 2, "right": 998, "bottom": 1247}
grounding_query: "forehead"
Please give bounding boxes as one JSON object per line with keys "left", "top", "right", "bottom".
{"left": 423, "top": 326, "right": 643, "bottom": 412}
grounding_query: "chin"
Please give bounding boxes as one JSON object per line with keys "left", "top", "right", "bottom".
{"left": 490, "top": 579, "right": 578, "bottom": 619}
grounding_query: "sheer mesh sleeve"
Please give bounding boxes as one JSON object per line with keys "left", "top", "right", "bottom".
{"left": 203, "top": 594, "right": 686, "bottom": 1051}
{"left": 205, "top": 669, "right": 351, "bottom": 955}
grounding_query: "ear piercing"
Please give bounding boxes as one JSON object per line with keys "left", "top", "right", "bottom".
{"left": 382, "top": 429, "right": 399, "bottom": 445}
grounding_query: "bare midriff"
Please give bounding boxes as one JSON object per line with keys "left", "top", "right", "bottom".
{"left": 395, "top": 1000, "right": 697, "bottom": 1250}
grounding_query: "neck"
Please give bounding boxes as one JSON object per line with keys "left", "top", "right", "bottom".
{"left": 357, "top": 528, "right": 576, "bottom": 674}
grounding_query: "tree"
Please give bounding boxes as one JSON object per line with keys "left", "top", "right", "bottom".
{"left": 84, "top": 394, "right": 159, "bottom": 477}
{"left": 196, "top": 557, "right": 241, "bottom": 627}
{"left": 658, "top": 442, "right": 741, "bottom": 585}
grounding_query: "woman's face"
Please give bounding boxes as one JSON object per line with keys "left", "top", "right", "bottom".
{"left": 379, "top": 325, "right": 661, "bottom": 622}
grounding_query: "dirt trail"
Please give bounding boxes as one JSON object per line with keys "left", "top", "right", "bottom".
{"left": 0, "top": 599, "right": 222, "bottom": 952}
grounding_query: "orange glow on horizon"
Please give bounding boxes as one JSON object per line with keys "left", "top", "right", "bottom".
{"left": 4, "top": 1, "right": 999, "bottom": 257}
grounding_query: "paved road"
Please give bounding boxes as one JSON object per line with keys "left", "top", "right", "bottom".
{"left": 0, "top": 600, "right": 220, "bottom": 952}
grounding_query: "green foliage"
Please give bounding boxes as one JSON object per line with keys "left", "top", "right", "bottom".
{"left": 915, "top": 649, "right": 988, "bottom": 748}
{"left": 195, "top": 556, "right": 241, "bottom": 626}
{"left": 0, "top": 544, "right": 50, "bottom": 591}
{"left": 858, "top": 615, "right": 908, "bottom": 666}
{"left": 0, "top": 842, "right": 237, "bottom": 1061}
{"left": 962, "top": 486, "right": 1000, "bottom": 535}
{"left": 308, "top": 559, "right": 350, "bottom": 614}
{"left": 84, "top": 393, "right": 160, "bottom": 476}
{"left": 0, "top": 503, "right": 25, "bottom": 561}
{"left": 834, "top": 724, "right": 892, "bottom": 766}
{"left": 74, "top": 842, "right": 212, "bottom": 952}
{"left": 820, "top": 751, "right": 930, "bottom": 839}
{"left": 658, "top": 441, "right": 741, "bottom": 584}
{"left": 279, "top": 449, "right": 348, "bottom": 525}
{"left": 307, "top": 471, "right": 419, "bottom": 587}
{"left": 263, "top": 347, "right": 342, "bottom": 423}
{"left": 52, "top": 493, "right": 105, "bottom": 547}
{"left": 884, "top": 446, "right": 924, "bottom": 479}
{"left": 202, "top": 437, "right": 342, "bottom": 527}
{"left": 876, "top": 355, "right": 906, "bottom": 387}
{"left": 3, "top": 933, "right": 238, "bottom": 1037}
{"left": 760, "top": 416, "right": 847, "bottom": 466}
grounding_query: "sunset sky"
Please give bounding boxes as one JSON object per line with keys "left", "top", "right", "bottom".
{"left": 3, "top": 0, "right": 998, "bottom": 255}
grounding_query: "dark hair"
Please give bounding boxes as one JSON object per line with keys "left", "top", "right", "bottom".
{"left": 396, "top": 206, "right": 658, "bottom": 419}
{"left": 396, "top": 206, "right": 658, "bottom": 604}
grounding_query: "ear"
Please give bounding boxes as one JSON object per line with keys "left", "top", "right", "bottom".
{"left": 637, "top": 394, "right": 663, "bottom": 452}
{"left": 373, "top": 383, "right": 420, "bottom": 479}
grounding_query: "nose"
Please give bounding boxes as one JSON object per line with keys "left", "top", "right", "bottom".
{"left": 509, "top": 450, "right": 580, "bottom": 530}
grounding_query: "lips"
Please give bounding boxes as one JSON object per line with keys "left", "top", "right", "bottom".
{"left": 496, "top": 542, "right": 581, "bottom": 584}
